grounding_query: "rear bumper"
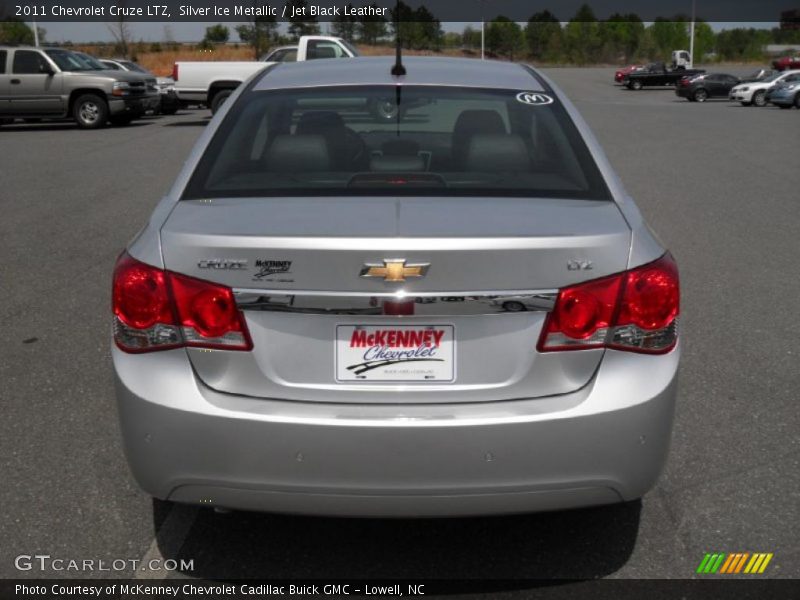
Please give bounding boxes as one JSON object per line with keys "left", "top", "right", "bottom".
{"left": 113, "top": 344, "right": 679, "bottom": 517}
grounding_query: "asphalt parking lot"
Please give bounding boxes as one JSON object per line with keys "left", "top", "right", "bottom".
{"left": 1, "top": 66, "right": 798, "bottom": 584}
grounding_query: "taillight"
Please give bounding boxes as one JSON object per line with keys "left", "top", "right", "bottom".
{"left": 171, "top": 63, "right": 178, "bottom": 81}
{"left": 112, "top": 253, "right": 251, "bottom": 353}
{"left": 170, "top": 271, "right": 251, "bottom": 349}
{"left": 538, "top": 254, "right": 679, "bottom": 354}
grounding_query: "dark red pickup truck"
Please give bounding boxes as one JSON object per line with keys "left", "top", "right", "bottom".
{"left": 624, "top": 62, "right": 706, "bottom": 90}
{"left": 772, "top": 56, "right": 800, "bottom": 71}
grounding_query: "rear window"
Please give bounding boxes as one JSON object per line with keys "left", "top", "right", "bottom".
{"left": 183, "top": 85, "right": 610, "bottom": 201}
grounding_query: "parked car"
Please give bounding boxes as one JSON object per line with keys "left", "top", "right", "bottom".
{"left": 625, "top": 62, "right": 705, "bottom": 89}
{"left": 772, "top": 55, "right": 800, "bottom": 71}
{"left": 729, "top": 70, "right": 800, "bottom": 106}
{"left": 675, "top": 73, "right": 740, "bottom": 102}
{"left": 614, "top": 64, "right": 644, "bottom": 84}
{"left": 0, "top": 46, "right": 159, "bottom": 128}
{"left": 112, "top": 56, "right": 680, "bottom": 517}
{"left": 173, "top": 35, "right": 359, "bottom": 114}
{"left": 765, "top": 72, "right": 800, "bottom": 108}
{"left": 99, "top": 58, "right": 179, "bottom": 115}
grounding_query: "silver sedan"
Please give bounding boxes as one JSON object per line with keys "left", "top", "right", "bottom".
{"left": 112, "top": 57, "right": 680, "bottom": 517}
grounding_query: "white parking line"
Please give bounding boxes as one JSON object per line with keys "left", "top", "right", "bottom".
{"left": 135, "top": 505, "right": 199, "bottom": 580}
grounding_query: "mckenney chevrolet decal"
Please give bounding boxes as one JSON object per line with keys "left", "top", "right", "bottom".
{"left": 336, "top": 325, "right": 455, "bottom": 382}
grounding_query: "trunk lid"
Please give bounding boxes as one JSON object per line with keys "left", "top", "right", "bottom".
{"left": 160, "top": 196, "right": 631, "bottom": 403}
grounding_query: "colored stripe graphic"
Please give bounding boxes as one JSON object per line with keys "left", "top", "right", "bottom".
{"left": 734, "top": 553, "right": 750, "bottom": 573}
{"left": 719, "top": 554, "right": 736, "bottom": 573}
{"left": 699, "top": 552, "right": 774, "bottom": 574}
{"left": 758, "top": 553, "right": 774, "bottom": 573}
{"left": 696, "top": 553, "right": 713, "bottom": 573}
{"left": 720, "top": 553, "right": 737, "bottom": 574}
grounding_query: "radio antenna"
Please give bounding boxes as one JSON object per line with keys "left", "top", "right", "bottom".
{"left": 391, "top": 0, "right": 406, "bottom": 76}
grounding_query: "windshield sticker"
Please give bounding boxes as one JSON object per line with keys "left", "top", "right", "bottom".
{"left": 516, "top": 92, "right": 554, "bottom": 106}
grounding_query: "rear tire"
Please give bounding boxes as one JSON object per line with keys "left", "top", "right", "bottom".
{"left": 752, "top": 90, "right": 767, "bottom": 107}
{"left": 73, "top": 94, "right": 108, "bottom": 129}
{"left": 630, "top": 80, "right": 643, "bottom": 91}
{"left": 210, "top": 89, "right": 233, "bottom": 115}
{"left": 795, "top": 93, "right": 800, "bottom": 109}
{"left": 693, "top": 88, "right": 708, "bottom": 102}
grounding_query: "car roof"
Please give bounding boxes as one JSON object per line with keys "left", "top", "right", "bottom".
{"left": 253, "top": 56, "right": 545, "bottom": 92}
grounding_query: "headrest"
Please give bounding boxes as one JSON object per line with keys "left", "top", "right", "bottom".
{"left": 463, "top": 134, "right": 530, "bottom": 172}
{"left": 296, "top": 111, "right": 345, "bottom": 135}
{"left": 370, "top": 155, "right": 426, "bottom": 172}
{"left": 452, "top": 110, "right": 507, "bottom": 165}
{"left": 381, "top": 139, "right": 420, "bottom": 156}
{"left": 265, "top": 135, "right": 331, "bottom": 172}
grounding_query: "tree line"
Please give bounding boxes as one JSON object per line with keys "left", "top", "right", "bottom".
{"left": 2, "top": 0, "right": 799, "bottom": 63}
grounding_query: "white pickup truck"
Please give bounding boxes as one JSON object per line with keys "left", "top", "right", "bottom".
{"left": 172, "top": 36, "right": 359, "bottom": 113}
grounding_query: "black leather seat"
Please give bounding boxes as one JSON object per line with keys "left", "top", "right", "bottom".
{"left": 452, "top": 109, "right": 507, "bottom": 168}
{"left": 463, "top": 134, "right": 530, "bottom": 172}
{"left": 265, "top": 135, "right": 331, "bottom": 172}
{"left": 296, "top": 111, "right": 358, "bottom": 170}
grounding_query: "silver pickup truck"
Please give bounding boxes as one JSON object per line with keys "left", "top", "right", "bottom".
{"left": 0, "top": 46, "right": 159, "bottom": 129}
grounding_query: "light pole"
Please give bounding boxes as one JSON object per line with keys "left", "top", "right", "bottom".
{"left": 689, "top": 0, "right": 696, "bottom": 66}
{"left": 33, "top": 16, "right": 39, "bottom": 47}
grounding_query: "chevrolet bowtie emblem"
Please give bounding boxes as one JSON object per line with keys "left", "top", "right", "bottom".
{"left": 360, "top": 259, "right": 430, "bottom": 282}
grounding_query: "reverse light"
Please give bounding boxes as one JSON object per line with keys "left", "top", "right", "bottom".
{"left": 112, "top": 253, "right": 252, "bottom": 353}
{"left": 538, "top": 254, "right": 679, "bottom": 354}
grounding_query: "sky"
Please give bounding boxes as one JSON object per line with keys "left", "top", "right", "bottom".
{"left": 38, "top": 21, "right": 777, "bottom": 44}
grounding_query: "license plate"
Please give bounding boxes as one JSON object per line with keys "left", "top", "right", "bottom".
{"left": 335, "top": 324, "right": 455, "bottom": 382}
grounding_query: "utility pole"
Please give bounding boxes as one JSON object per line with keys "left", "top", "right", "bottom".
{"left": 480, "top": 0, "right": 485, "bottom": 59}
{"left": 33, "top": 16, "right": 40, "bottom": 47}
{"left": 689, "top": 0, "right": 696, "bottom": 66}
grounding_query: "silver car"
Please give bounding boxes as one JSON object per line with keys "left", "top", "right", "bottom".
{"left": 112, "top": 57, "right": 680, "bottom": 517}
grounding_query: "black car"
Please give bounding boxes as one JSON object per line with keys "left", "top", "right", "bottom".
{"left": 625, "top": 62, "right": 706, "bottom": 89}
{"left": 675, "top": 73, "right": 741, "bottom": 102}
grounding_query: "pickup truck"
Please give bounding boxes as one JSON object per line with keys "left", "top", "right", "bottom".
{"left": 0, "top": 45, "right": 159, "bottom": 128}
{"left": 173, "top": 36, "right": 359, "bottom": 114}
{"left": 624, "top": 62, "right": 706, "bottom": 90}
{"left": 772, "top": 55, "right": 800, "bottom": 72}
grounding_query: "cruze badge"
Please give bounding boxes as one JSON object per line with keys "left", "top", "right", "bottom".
{"left": 198, "top": 258, "right": 248, "bottom": 270}
{"left": 516, "top": 92, "right": 554, "bottom": 106}
{"left": 360, "top": 259, "right": 430, "bottom": 282}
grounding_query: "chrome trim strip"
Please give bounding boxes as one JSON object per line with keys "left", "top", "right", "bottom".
{"left": 234, "top": 289, "right": 558, "bottom": 316}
